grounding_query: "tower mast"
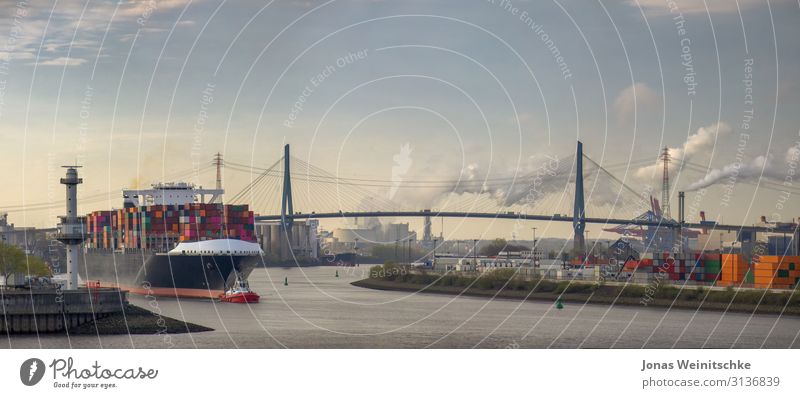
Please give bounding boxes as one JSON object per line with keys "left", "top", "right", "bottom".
{"left": 214, "top": 152, "right": 223, "bottom": 190}
{"left": 660, "top": 147, "right": 671, "bottom": 219}
{"left": 213, "top": 152, "right": 223, "bottom": 203}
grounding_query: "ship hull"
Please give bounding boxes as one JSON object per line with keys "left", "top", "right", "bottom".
{"left": 78, "top": 249, "right": 260, "bottom": 298}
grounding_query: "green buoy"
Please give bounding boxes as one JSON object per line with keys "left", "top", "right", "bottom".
{"left": 556, "top": 299, "right": 564, "bottom": 310}
{"left": 284, "top": 277, "right": 288, "bottom": 286}
{"left": 335, "top": 270, "right": 339, "bottom": 278}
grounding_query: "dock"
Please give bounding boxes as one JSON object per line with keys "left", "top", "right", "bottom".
{"left": 0, "top": 287, "right": 128, "bottom": 333}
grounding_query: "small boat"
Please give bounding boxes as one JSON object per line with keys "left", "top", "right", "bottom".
{"left": 219, "top": 279, "right": 260, "bottom": 303}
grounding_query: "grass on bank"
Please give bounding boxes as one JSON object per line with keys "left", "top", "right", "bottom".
{"left": 367, "top": 263, "right": 800, "bottom": 309}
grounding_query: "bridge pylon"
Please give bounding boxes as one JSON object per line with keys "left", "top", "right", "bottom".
{"left": 573, "top": 141, "right": 586, "bottom": 256}
{"left": 281, "top": 144, "right": 294, "bottom": 232}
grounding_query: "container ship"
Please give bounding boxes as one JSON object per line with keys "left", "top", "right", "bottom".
{"left": 79, "top": 182, "right": 263, "bottom": 298}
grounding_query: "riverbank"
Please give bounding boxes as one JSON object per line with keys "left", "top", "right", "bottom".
{"left": 352, "top": 275, "right": 800, "bottom": 316}
{"left": 70, "top": 304, "right": 213, "bottom": 335}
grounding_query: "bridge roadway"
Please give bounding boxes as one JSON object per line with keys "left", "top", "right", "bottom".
{"left": 254, "top": 211, "right": 797, "bottom": 234}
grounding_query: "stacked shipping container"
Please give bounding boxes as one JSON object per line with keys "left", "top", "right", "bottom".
{"left": 650, "top": 254, "right": 708, "bottom": 282}
{"left": 640, "top": 252, "right": 800, "bottom": 289}
{"left": 85, "top": 203, "right": 255, "bottom": 250}
{"left": 752, "top": 255, "right": 800, "bottom": 289}
{"left": 719, "top": 253, "right": 754, "bottom": 285}
{"left": 703, "top": 253, "right": 721, "bottom": 283}
{"left": 592, "top": 250, "right": 799, "bottom": 289}
{"left": 85, "top": 210, "right": 114, "bottom": 249}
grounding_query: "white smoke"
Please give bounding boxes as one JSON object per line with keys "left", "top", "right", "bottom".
{"left": 685, "top": 155, "right": 773, "bottom": 191}
{"left": 684, "top": 143, "right": 800, "bottom": 191}
{"left": 388, "top": 143, "right": 412, "bottom": 200}
{"left": 387, "top": 155, "right": 564, "bottom": 209}
{"left": 635, "top": 122, "right": 732, "bottom": 179}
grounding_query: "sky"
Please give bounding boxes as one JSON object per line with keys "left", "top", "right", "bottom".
{"left": 0, "top": 0, "right": 798, "bottom": 241}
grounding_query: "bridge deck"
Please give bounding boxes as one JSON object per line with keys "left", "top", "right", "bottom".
{"left": 254, "top": 211, "right": 794, "bottom": 233}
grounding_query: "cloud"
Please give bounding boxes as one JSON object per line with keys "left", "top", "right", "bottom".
{"left": 35, "top": 57, "right": 87, "bottom": 66}
{"left": 628, "top": 0, "right": 771, "bottom": 16}
{"left": 613, "top": 82, "right": 659, "bottom": 124}
{"left": 0, "top": 51, "right": 35, "bottom": 60}
{"left": 0, "top": 0, "right": 197, "bottom": 67}
{"left": 115, "top": 0, "right": 195, "bottom": 18}
{"left": 635, "top": 122, "right": 732, "bottom": 178}
{"left": 680, "top": 122, "right": 731, "bottom": 159}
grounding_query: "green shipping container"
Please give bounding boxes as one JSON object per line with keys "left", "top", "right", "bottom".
{"left": 705, "top": 260, "right": 721, "bottom": 273}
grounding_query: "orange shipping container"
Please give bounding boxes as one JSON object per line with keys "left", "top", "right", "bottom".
{"left": 754, "top": 262, "right": 780, "bottom": 271}
{"left": 753, "top": 269, "right": 777, "bottom": 278}
{"left": 721, "top": 254, "right": 748, "bottom": 282}
{"left": 756, "top": 255, "right": 800, "bottom": 264}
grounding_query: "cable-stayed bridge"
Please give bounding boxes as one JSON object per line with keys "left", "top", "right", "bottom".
{"left": 225, "top": 142, "right": 797, "bottom": 255}
{"left": 3, "top": 141, "right": 796, "bottom": 255}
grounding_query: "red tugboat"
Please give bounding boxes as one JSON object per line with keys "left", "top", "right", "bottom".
{"left": 219, "top": 278, "right": 260, "bottom": 303}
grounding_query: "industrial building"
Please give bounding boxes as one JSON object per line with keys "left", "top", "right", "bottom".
{"left": 0, "top": 213, "right": 62, "bottom": 274}
{"left": 256, "top": 219, "right": 319, "bottom": 261}
{"left": 332, "top": 219, "right": 416, "bottom": 244}
{"left": 0, "top": 213, "right": 56, "bottom": 250}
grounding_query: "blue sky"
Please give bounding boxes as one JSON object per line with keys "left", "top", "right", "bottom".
{"left": 0, "top": 0, "right": 798, "bottom": 239}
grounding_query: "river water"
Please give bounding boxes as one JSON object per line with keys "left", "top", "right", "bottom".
{"left": 5, "top": 266, "right": 800, "bottom": 348}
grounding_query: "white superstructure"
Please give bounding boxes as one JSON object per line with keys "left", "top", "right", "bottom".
{"left": 122, "top": 182, "right": 223, "bottom": 207}
{"left": 167, "top": 239, "right": 264, "bottom": 256}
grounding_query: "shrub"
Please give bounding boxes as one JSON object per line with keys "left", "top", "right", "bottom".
{"left": 369, "top": 265, "right": 384, "bottom": 279}
{"left": 680, "top": 289, "right": 699, "bottom": 301}
{"left": 491, "top": 268, "right": 519, "bottom": 283}
{"left": 711, "top": 287, "right": 736, "bottom": 303}
{"left": 438, "top": 275, "right": 456, "bottom": 287}
{"left": 695, "top": 286, "right": 706, "bottom": 295}
{"left": 564, "top": 283, "right": 595, "bottom": 294}
{"left": 454, "top": 276, "right": 472, "bottom": 287}
{"left": 756, "top": 291, "right": 788, "bottom": 306}
{"left": 790, "top": 291, "right": 800, "bottom": 306}
{"left": 654, "top": 286, "right": 680, "bottom": 300}
{"left": 532, "top": 279, "right": 559, "bottom": 293}
{"left": 476, "top": 274, "right": 495, "bottom": 290}
{"left": 619, "top": 285, "right": 646, "bottom": 298}
{"left": 411, "top": 272, "right": 436, "bottom": 285}
{"left": 554, "top": 281, "right": 571, "bottom": 294}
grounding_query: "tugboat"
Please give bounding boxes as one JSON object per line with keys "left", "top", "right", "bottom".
{"left": 219, "top": 277, "right": 260, "bottom": 304}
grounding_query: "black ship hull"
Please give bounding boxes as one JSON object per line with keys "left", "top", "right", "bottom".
{"left": 78, "top": 249, "right": 261, "bottom": 298}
